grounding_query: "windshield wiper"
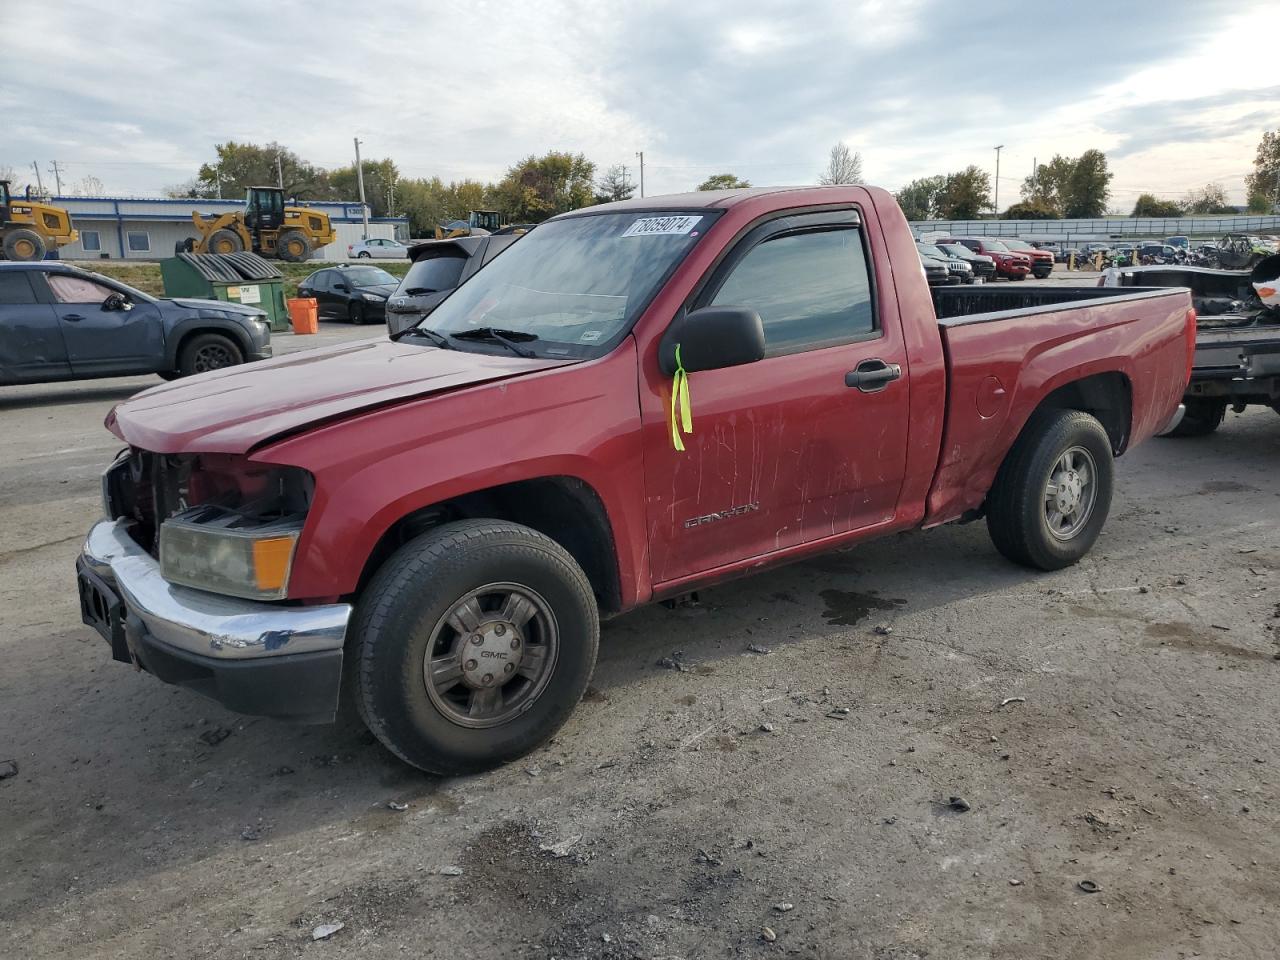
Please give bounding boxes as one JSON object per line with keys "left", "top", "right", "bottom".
{"left": 393, "top": 326, "right": 453, "bottom": 348}
{"left": 449, "top": 327, "right": 539, "bottom": 358}
{"left": 404, "top": 287, "right": 437, "bottom": 295}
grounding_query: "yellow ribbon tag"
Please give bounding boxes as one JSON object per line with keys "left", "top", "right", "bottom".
{"left": 670, "top": 344, "right": 693, "bottom": 451}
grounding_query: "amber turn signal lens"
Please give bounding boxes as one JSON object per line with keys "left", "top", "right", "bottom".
{"left": 252, "top": 536, "right": 296, "bottom": 592}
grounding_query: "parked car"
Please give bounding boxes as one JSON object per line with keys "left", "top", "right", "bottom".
{"left": 1165, "top": 236, "right": 1190, "bottom": 251}
{"left": 386, "top": 233, "right": 526, "bottom": 336}
{"left": 78, "top": 185, "right": 1192, "bottom": 775}
{"left": 296, "top": 264, "right": 400, "bottom": 324}
{"left": 918, "top": 253, "right": 950, "bottom": 286}
{"left": 349, "top": 238, "right": 410, "bottom": 259}
{"left": 937, "top": 237, "right": 1031, "bottom": 280}
{"left": 916, "top": 243, "right": 972, "bottom": 284}
{"left": 0, "top": 262, "right": 270, "bottom": 385}
{"left": 1000, "top": 238, "right": 1054, "bottom": 278}
{"left": 938, "top": 242, "right": 997, "bottom": 281}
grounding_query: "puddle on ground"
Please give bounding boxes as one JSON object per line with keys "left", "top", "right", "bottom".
{"left": 819, "top": 589, "right": 907, "bottom": 626}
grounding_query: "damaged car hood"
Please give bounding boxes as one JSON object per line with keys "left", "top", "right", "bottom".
{"left": 106, "top": 337, "right": 574, "bottom": 454}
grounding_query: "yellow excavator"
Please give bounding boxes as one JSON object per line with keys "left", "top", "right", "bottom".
{"left": 183, "top": 186, "right": 336, "bottom": 261}
{"left": 0, "top": 180, "right": 78, "bottom": 261}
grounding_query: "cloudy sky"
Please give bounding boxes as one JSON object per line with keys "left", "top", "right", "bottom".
{"left": 5, "top": 0, "right": 1278, "bottom": 209}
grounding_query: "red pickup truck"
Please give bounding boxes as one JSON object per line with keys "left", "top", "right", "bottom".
{"left": 78, "top": 186, "right": 1194, "bottom": 775}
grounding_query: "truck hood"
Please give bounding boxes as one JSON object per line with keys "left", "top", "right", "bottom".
{"left": 106, "top": 338, "right": 574, "bottom": 454}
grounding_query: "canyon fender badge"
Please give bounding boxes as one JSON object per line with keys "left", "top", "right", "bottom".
{"left": 684, "top": 502, "right": 760, "bottom": 529}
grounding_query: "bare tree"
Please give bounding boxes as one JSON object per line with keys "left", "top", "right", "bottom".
{"left": 818, "top": 142, "right": 863, "bottom": 185}
{"left": 71, "top": 174, "right": 104, "bottom": 196}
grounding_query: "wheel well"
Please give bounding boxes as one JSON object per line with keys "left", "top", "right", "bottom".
{"left": 171, "top": 325, "right": 250, "bottom": 368}
{"left": 358, "top": 476, "right": 623, "bottom": 614}
{"left": 1034, "top": 371, "right": 1132, "bottom": 454}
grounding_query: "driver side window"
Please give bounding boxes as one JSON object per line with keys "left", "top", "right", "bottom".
{"left": 47, "top": 274, "right": 115, "bottom": 304}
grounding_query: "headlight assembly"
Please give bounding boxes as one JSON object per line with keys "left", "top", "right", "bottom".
{"left": 361, "top": 292, "right": 385, "bottom": 302}
{"left": 160, "top": 510, "right": 302, "bottom": 600}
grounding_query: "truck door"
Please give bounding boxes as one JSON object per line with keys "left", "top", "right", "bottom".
{"left": 643, "top": 210, "right": 911, "bottom": 585}
{"left": 0, "top": 270, "right": 70, "bottom": 383}
{"left": 45, "top": 272, "right": 163, "bottom": 376}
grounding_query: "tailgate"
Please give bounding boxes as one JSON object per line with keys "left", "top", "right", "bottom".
{"left": 1193, "top": 323, "right": 1280, "bottom": 381}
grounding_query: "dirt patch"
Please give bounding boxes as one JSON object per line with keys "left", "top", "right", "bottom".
{"left": 1144, "top": 621, "right": 1276, "bottom": 662}
{"left": 819, "top": 589, "right": 907, "bottom": 626}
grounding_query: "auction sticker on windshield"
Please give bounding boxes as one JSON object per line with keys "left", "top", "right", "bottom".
{"left": 621, "top": 215, "right": 702, "bottom": 238}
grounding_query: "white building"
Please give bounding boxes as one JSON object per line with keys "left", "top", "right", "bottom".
{"left": 51, "top": 196, "right": 410, "bottom": 261}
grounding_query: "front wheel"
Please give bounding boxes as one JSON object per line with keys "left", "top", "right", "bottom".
{"left": 348, "top": 303, "right": 367, "bottom": 325}
{"left": 353, "top": 520, "right": 599, "bottom": 775}
{"left": 986, "top": 409, "right": 1114, "bottom": 571}
{"left": 178, "top": 333, "right": 244, "bottom": 376}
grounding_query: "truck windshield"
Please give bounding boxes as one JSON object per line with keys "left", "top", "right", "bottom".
{"left": 417, "top": 210, "right": 718, "bottom": 358}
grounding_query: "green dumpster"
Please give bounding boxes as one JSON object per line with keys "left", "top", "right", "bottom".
{"left": 160, "top": 252, "right": 290, "bottom": 332}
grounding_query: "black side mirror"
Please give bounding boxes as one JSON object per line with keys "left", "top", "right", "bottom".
{"left": 334, "top": 283, "right": 348, "bottom": 292}
{"left": 103, "top": 292, "right": 131, "bottom": 312}
{"left": 659, "top": 305, "right": 766, "bottom": 376}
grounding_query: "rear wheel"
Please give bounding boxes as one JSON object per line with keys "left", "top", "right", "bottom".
{"left": 357, "top": 251, "right": 372, "bottom": 258}
{"left": 178, "top": 333, "right": 244, "bottom": 376}
{"left": 986, "top": 409, "right": 1114, "bottom": 571}
{"left": 1164, "top": 398, "right": 1227, "bottom": 438}
{"left": 206, "top": 229, "right": 243, "bottom": 255}
{"left": 3, "top": 228, "right": 46, "bottom": 262}
{"left": 353, "top": 520, "right": 599, "bottom": 775}
{"left": 276, "top": 229, "right": 311, "bottom": 263}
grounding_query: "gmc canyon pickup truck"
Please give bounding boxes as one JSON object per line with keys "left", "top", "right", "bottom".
{"left": 77, "top": 186, "right": 1194, "bottom": 774}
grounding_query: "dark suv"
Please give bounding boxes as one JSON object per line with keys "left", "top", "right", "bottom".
{"left": 385, "top": 234, "right": 525, "bottom": 336}
{"left": 0, "top": 262, "right": 271, "bottom": 386}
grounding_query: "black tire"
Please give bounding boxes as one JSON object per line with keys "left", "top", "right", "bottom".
{"left": 986, "top": 409, "right": 1114, "bottom": 571}
{"left": 177, "top": 333, "right": 244, "bottom": 376}
{"left": 1164, "top": 398, "right": 1226, "bottom": 438}
{"left": 157, "top": 370, "right": 181, "bottom": 381}
{"left": 353, "top": 519, "right": 599, "bottom": 775}
{"left": 357, "top": 251, "right": 371, "bottom": 258}
{"left": 1012, "top": 273, "right": 1027, "bottom": 281}
{"left": 3, "top": 228, "right": 46, "bottom": 262}
{"left": 206, "top": 229, "right": 243, "bottom": 255}
{"left": 276, "top": 229, "right": 311, "bottom": 263}
{"left": 348, "top": 303, "right": 366, "bottom": 325}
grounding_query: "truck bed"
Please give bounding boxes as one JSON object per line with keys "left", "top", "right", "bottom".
{"left": 925, "top": 284, "right": 1193, "bottom": 525}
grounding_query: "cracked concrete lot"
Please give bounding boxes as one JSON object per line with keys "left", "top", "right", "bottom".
{"left": 2, "top": 324, "right": 1279, "bottom": 959}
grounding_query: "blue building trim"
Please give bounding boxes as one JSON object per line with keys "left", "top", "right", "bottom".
{"left": 112, "top": 200, "right": 126, "bottom": 258}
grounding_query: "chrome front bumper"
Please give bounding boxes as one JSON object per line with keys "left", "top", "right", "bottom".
{"left": 80, "top": 519, "right": 351, "bottom": 661}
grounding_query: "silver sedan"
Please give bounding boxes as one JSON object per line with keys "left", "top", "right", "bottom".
{"left": 348, "top": 238, "right": 409, "bottom": 259}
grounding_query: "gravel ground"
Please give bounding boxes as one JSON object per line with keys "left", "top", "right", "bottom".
{"left": 3, "top": 311, "right": 1279, "bottom": 959}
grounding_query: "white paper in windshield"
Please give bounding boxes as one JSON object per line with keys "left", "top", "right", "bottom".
{"left": 621, "top": 215, "right": 702, "bottom": 238}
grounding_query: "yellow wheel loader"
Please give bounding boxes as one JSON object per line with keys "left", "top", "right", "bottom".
{"left": 183, "top": 187, "right": 337, "bottom": 262}
{"left": 0, "top": 180, "right": 78, "bottom": 261}
{"left": 433, "top": 210, "right": 531, "bottom": 240}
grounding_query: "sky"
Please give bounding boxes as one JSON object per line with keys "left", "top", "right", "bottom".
{"left": 4, "top": 0, "right": 1278, "bottom": 210}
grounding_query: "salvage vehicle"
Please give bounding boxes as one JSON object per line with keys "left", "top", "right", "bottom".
{"left": 297, "top": 264, "right": 399, "bottom": 324}
{"left": 77, "top": 186, "right": 1193, "bottom": 775}
{"left": 181, "top": 187, "right": 337, "bottom": 262}
{"left": 938, "top": 242, "right": 997, "bottom": 281}
{"left": 918, "top": 253, "right": 950, "bottom": 286}
{"left": 1102, "top": 257, "right": 1280, "bottom": 435}
{"left": 998, "top": 238, "right": 1054, "bottom": 279}
{"left": 385, "top": 233, "right": 525, "bottom": 336}
{"left": 1, "top": 262, "right": 270, "bottom": 385}
{"left": 916, "top": 242, "right": 974, "bottom": 284}
{"left": 937, "top": 237, "right": 1031, "bottom": 280}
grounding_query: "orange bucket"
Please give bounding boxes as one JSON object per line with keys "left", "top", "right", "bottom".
{"left": 287, "top": 297, "right": 318, "bottom": 334}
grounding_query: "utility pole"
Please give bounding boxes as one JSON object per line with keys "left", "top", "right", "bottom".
{"left": 635, "top": 151, "right": 645, "bottom": 198}
{"left": 48, "top": 160, "right": 64, "bottom": 195}
{"left": 215, "top": 165, "right": 222, "bottom": 200}
{"left": 386, "top": 180, "right": 395, "bottom": 217}
{"left": 993, "top": 145, "right": 1004, "bottom": 216}
{"left": 354, "top": 137, "right": 369, "bottom": 239}
{"left": 275, "top": 151, "right": 284, "bottom": 190}
{"left": 31, "top": 161, "right": 44, "bottom": 195}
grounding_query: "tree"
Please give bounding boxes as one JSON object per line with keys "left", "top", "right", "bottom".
{"left": 1181, "top": 182, "right": 1233, "bottom": 215}
{"left": 818, "top": 142, "right": 863, "bottom": 185}
{"left": 594, "top": 164, "right": 635, "bottom": 204}
{"left": 894, "top": 175, "right": 946, "bottom": 220}
{"left": 1245, "top": 130, "right": 1280, "bottom": 213}
{"left": 397, "top": 177, "right": 496, "bottom": 236}
{"left": 330, "top": 158, "right": 400, "bottom": 218}
{"left": 1062, "top": 149, "right": 1112, "bottom": 218}
{"left": 1002, "top": 200, "right": 1057, "bottom": 220}
{"left": 1020, "top": 155, "right": 1076, "bottom": 216}
{"left": 492, "top": 152, "right": 596, "bottom": 222}
{"left": 696, "top": 173, "right": 751, "bottom": 191}
{"left": 1131, "top": 194, "right": 1185, "bottom": 218}
{"left": 195, "top": 141, "right": 331, "bottom": 201}
{"left": 69, "top": 174, "right": 104, "bottom": 196}
{"left": 937, "top": 166, "right": 991, "bottom": 220}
